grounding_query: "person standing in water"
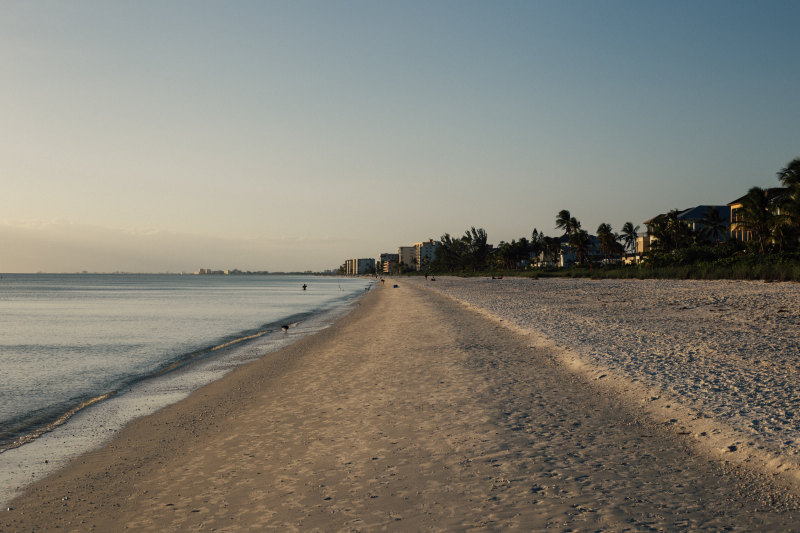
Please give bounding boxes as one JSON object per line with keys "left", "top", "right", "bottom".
{"left": 302, "top": 284, "right": 307, "bottom": 291}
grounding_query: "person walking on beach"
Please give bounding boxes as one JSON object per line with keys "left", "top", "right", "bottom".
{"left": 302, "top": 284, "right": 307, "bottom": 291}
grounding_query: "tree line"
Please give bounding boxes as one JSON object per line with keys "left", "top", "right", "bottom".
{"left": 427, "top": 157, "right": 800, "bottom": 274}
{"left": 429, "top": 215, "right": 640, "bottom": 273}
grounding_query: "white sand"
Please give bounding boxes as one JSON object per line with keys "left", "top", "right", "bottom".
{"left": 4, "top": 279, "right": 799, "bottom": 531}
{"left": 422, "top": 276, "right": 800, "bottom": 484}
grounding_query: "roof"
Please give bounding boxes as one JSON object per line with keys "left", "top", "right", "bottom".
{"left": 559, "top": 233, "right": 601, "bottom": 247}
{"left": 644, "top": 205, "right": 730, "bottom": 225}
{"left": 643, "top": 213, "right": 666, "bottom": 225}
{"left": 727, "top": 187, "right": 787, "bottom": 206}
{"left": 677, "top": 205, "right": 730, "bottom": 222}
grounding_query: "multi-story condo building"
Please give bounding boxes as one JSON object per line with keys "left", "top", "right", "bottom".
{"left": 379, "top": 253, "right": 399, "bottom": 274}
{"left": 398, "top": 246, "right": 416, "bottom": 269}
{"left": 414, "top": 239, "right": 438, "bottom": 271}
{"left": 345, "top": 258, "right": 376, "bottom": 276}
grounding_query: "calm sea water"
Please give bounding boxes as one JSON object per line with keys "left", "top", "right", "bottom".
{"left": 0, "top": 274, "right": 371, "bottom": 452}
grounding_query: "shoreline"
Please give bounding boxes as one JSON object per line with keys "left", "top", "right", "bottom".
{"left": 0, "top": 274, "right": 371, "bottom": 457}
{"left": 5, "top": 280, "right": 799, "bottom": 530}
{"left": 0, "top": 290, "right": 366, "bottom": 508}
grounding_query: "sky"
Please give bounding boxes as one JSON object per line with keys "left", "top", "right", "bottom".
{"left": 2, "top": 0, "right": 799, "bottom": 272}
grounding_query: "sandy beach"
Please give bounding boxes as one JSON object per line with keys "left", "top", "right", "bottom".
{"left": 424, "top": 277, "right": 800, "bottom": 484}
{"left": 4, "top": 279, "right": 800, "bottom": 531}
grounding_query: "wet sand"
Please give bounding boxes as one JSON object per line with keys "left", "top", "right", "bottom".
{"left": 4, "top": 280, "right": 799, "bottom": 531}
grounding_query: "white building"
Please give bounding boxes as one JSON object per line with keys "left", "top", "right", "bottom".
{"left": 414, "top": 239, "right": 438, "bottom": 271}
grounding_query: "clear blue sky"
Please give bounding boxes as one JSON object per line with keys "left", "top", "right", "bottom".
{"left": 2, "top": 1, "right": 798, "bottom": 272}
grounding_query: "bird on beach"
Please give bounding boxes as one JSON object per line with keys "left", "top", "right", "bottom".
{"left": 281, "top": 325, "right": 289, "bottom": 332}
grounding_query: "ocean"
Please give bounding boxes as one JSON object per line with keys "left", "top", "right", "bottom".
{"left": 0, "top": 273, "right": 372, "bottom": 498}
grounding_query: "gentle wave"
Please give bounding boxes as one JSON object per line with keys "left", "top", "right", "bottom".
{"left": 0, "top": 316, "right": 312, "bottom": 453}
{"left": 0, "top": 392, "right": 114, "bottom": 453}
{"left": 0, "top": 274, "right": 372, "bottom": 454}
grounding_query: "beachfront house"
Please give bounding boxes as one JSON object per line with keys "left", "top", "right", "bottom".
{"left": 635, "top": 231, "right": 652, "bottom": 259}
{"left": 533, "top": 251, "right": 557, "bottom": 269}
{"left": 558, "top": 234, "right": 602, "bottom": 267}
{"left": 637, "top": 205, "right": 730, "bottom": 258}
{"left": 728, "top": 188, "right": 787, "bottom": 242}
{"left": 677, "top": 205, "right": 730, "bottom": 236}
{"left": 532, "top": 234, "right": 601, "bottom": 267}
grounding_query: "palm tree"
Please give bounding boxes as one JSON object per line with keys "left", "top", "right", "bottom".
{"left": 613, "top": 233, "right": 626, "bottom": 257}
{"left": 777, "top": 158, "right": 800, "bottom": 250}
{"left": 777, "top": 194, "right": 800, "bottom": 250}
{"left": 569, "top": 229, "right": 591, "bottom": 265}
{"left": 621, "top": 222, "right": 639, "bottom": 257}
{"left": 737, "top": 187, "right": 777, "bottom": 254}
{"left": 651, "top": 209, "right": 692, "bottom": 252}
{"left": 699, "top": 207, "right": 728, "bottom": 244}
{"left": 555, "top": 210, "right": 580, "bottom": 236}
{"left": 778, "top": 158, "right": 800, "bottom": 189}
{"left": 542, "top": 236, "right": 562, "bottom": 266}
{"left": 555, "top": 210, "right": 574, "bottom": 236}
{"left": 772, "top": 216, "right": 795, "bottom": 252}
{"left": 596, "top": 223, "right": 615, "bottom": 260}
{"left": 557, "top": 211, "right": 585, "bottom": 266}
